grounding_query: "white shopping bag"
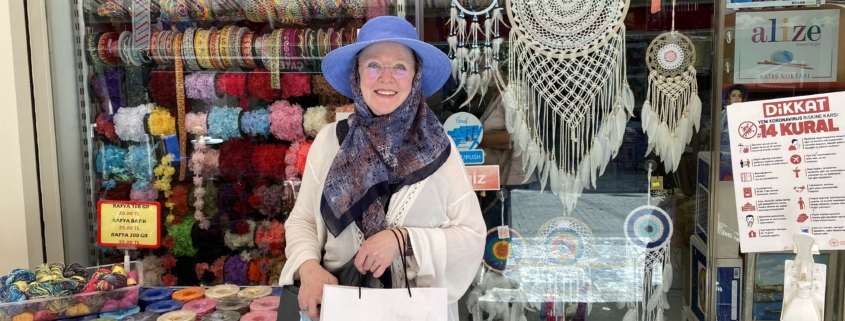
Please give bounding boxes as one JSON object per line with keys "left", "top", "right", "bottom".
{"left": 320, "top": 285, "right": 447, "bottom": 321}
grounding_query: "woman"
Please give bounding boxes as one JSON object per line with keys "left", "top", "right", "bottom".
{"left": 279, "top": 16, "right": 486, "bottom": 321}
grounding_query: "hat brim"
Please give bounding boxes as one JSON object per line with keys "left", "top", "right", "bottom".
{"left": 321, "top": 38, "right": 451, "bottom": 99}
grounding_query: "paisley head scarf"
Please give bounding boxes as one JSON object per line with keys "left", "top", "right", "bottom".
{"left": 320, "top": 62, "right": 452, "bottom": 238}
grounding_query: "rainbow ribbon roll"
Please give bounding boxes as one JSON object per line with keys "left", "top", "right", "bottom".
{"left": 203, "top": 285, "right": 239, "bottom": 301}
{"left": 121, "top": 312, "right": 160, "bottom": 321}
{"left": 156, "top": 311, "right": 195, "bottom": 321}
{"left": 100, "top": 306, "right": 141, "bottom": 320}
{"left": 235, "top": 287, "right": 271, "bottom": 301}
{"left": 171, "top": 288, "right": 205, "bottom": 304}
{"left": 139, "top": 288, "right": 174, "bottom": 309}
{"left": 145, "top": 301, "right": 183, "bottom": 314}
{"left": 199, "top": 311, "right": 239, "bottom": 321}
{"left": 248, "top": 296, "right": 278, "bottom": 312}
{"left": 239, "top": 311, "right": 275, "bottom": 321}
{"left": 181, "top": 299, "right": 217, "bottom": 320}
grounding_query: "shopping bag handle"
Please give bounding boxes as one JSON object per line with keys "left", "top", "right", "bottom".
{"left": 358, "top": 229, "right": 412, "bottom": 299}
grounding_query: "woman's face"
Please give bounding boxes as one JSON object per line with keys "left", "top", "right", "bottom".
{"left": 729, "top": 89, "right": 744, "bottom": 105}
{"left": 357, "top": 42, "right": 416, "bottom": 116}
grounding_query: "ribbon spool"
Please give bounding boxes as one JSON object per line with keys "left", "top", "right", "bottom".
{"left": 139, "top": 288, "right": 174, "bottom": 309}
{"left": 156, "top": 311, "right": 196, "bottom": 321}
{"left": 145, "top": 300, "right": 184, "bottom": 314}
{"left": 100, "top": 306, "right": 141, "bottom": 320}
{"left": 239, "top": 311, "right": 275, "bottom": 321}
{"left": 171, "top": 288, "right": 205, "bottom": 303}
{"left": 203, "top": 285, "right": 239, "bottom": 300}
{"left": 235, "top": 287, "right": 271, "bottom": 301}
{"left": 199, "top": 311, "right": 239, "bottom": 321}
{"left": 181, "top": 299, "right": 218, "bottom": 320}
{"left": 121, "top": 312, "right": 160, "bottom": 321}
{"left": 248, "top": 296, "right": 278, "bottom": 312}
{"left": 213, "top": 299, "right": 249, "bottom": 316}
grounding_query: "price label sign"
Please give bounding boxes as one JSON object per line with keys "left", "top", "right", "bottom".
{"left": 97, "top": 201, "right": 161, "bottom": 248}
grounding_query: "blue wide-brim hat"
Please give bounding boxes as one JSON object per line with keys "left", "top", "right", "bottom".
{"left": 321, "top": 16, "right": 451, "bottom": 99}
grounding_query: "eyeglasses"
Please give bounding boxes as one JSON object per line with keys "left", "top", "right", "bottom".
{"left": 360, "top": 61, "right": 413, "bottom": 79}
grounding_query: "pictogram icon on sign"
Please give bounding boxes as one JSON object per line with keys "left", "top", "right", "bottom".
{"left": 790, "top": 155, "right": 802, "bottom": 165}
{"left": 830, "top": 239, "right": 839, "bottom": 247}
{"left": 738, "top": 121, "right": 758, "bottom": 139}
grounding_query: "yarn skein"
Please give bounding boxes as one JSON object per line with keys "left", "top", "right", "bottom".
{"left": 247, "top": 296, "right": 278, "bottom": 312}
{"left": 199, "top": 311, "right": 238, "bottom": 321}
{"left": 235, "top": 287, "right": 271, "bottom": 301}
{"left": 181, "top": 299, "right": 217, "bottom": 320}
{"left": 144, "top": 300, "right": 183, "bottom": 314}
{"left": 139, "top": 287, "right": 173, "bottom": 309}
{"left": 121, "top": 312, "right": 160, "bottom": 321}
{"left": 203, "top": 285, "right": 239, "bottom": 300}
{"left": 171, "top": 288, "right": 205, "bottom": 303}
{"left": 239, "top": 311, "right": 276, "bottom": 321}
{"left": 156, "top": 310, "right": 195, "bottom": 321}
{"left": 89, "top": 318, "right": 117, "bottom": 321}
{"left": 213, "top": 299, "right": 249, "bottom": 316}
{"left": 100, "top": 306, "right": 141, "bottom": 320}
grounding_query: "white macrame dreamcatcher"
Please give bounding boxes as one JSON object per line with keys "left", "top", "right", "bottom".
{"left": 502, "top": 0, "right": 634, "bottom": 214}
{"left": 620, "top": 162, "right": 674, "bottom": 321}
{"left": 446, "top": 0, "right": 507, "bottom": 108}
{"left": 641, "top": 0, "right": 702, "bottom": 173}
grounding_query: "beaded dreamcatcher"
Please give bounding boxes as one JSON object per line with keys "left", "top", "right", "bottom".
{"left": 621, "top": 162, "right": 674, "bottom": 321}
{"left": 445, "top": 0, "right": 507, "bottom": 108}
{"left": 641, "top": 0, "right": 702, "bottom": 173}
{"left": 502, "top": 0, "right": 633, "bottom": 213}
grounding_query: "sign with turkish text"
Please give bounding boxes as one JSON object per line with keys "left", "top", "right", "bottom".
{"left": 728, "top": 92, "right": 845, "bottom": 252}
{"left": 97, "top": 201, "right": 161, "bottom": 248}
{"left": 734, "top": 10, "right": 839, "bottom": 84}
{"left": 727, "top": 0, "right": 824, "bottom": 10}
{"left": 466, "top": 165, "right": 500, "bottom": 191}
{"left": 445, "top": 112, "right": 485, "bottom": 164}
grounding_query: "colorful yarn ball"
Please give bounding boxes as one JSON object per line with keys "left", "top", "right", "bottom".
{"left": 268, "top": 100, "right": 305, "bottom": 142}
{"left": 238, "top": 311, "right": 275, "bottom": 321}
{"left": 248, "top": 296, "right": 278, "bottom": 312}
{"left": 95, "top": 145, "right": 128, "bottom": 177}
{"left": 65, "top": 303, "right": 92, "bottom": 317}
{"left": 251, "top": 145, "right": 286, "bottom": 180}
{"left": 95, "top": 114, "right": 120, "bottom": 143}
{"left": 203, "top": 285, "right": 238, "bottom": 301}
{"left": 246, "top": 70, "right": 279, "bottom": 103}
{"left": 254, "top": 220, "right": 285, "bottom": 256}
{"left": 207, "top": 107, "right": 242, "bottom": 141}
{"left": 12, "top": 312, "right": 34, "bottom": 321}
{"left": 218, "top": 140, "right": 253, "bottom": 180}
{"left": 240, "top": 109, "right": 270, "bottom": 137}
{"left": 149, "top": 70, "right": 176, "bottom": 107}
{"left": 181, "top": 299, "right": 217, "bottom": 319}
{"left": 100, "top": 306, "right": 140, "bottom": 320}
{"left": 155, "top": 310, "right": 194, "bottom": 321}
{"left": 144, "top": 300, "right": 183, "bottom": 315}
{"left": 302, "top": 106, "right": 329, "bottom": 138}
{"left": 215, "top": 73, "right": 247, "bottom": 100}
{"left": 124, "top": 145, "right": 157, "bottom": 182}
{"left": 81, "top": 267, "right": 129, "bottom": 293}
{"left": 279, "top": 74, "right": 310, "bottom": 99}
{"left": 200, "top": 311, "right": 238, "bottom": 321}
{"left": 148, "top": 107, "right": 176, "bottom": 137}
{"left": 114, "top": 104, "right": 153, "bottom": 143}
{"left": 171, "top": 288, "right": 205, "bottom": 304}
{"left": 185, "top": 72, "right": 218, "bottom": 105}
{"left": 186, "top": 113, "right": 208, "bottom": 136}
{"left": 121, "top": 312, "right": 160, "bottom": 321}
{"left": 222, "top": 257, "right": 248, "bottom": 286}
{"left": 33, "top": 311, "right": 58, "bottom": 321}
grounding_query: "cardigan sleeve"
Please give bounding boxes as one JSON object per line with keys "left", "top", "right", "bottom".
{"left": 405, "top": 152, "right": 486, "bottom": 304}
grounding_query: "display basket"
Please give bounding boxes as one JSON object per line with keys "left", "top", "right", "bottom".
{"left": 0, "top": 261, "right": 143, "bottom": 321}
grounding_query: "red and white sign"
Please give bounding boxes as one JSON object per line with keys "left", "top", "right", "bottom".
{"left": 466, "top": 165, "right": 500, "bottom": 191}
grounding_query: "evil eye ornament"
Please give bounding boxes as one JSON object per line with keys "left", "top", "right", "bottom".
{"left": 624, "top": 205, "right": 673, "bottom": 249}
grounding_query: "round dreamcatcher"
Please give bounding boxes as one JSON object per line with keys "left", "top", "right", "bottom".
{"left": 483, "top": 227, "right": 524, "bottom": 272}
{"left": 504, "top": 0, "right": 634, "bottom": 214}
{"left": 537, "top": 217, "right": 594, "bottom": 265}
{"left": 624, "top": 205, "right": 673, "bottom": 249}
{"left": 641, "top": 0, "right": 702, "bottom": 173}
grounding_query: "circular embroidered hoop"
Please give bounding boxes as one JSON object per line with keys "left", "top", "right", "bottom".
{"left": 537, "top": 217, "right": 594, "bottom": 265}
{"left": 483, "top": 227, "right": 524, "bottom": 272}
{"left": 646, "top": 31, "right": 696, "bottom": 78}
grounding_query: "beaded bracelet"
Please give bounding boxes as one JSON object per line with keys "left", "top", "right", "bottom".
{"left": 195, "top": 29, "right": 214, "bottom": 69}
{"left": 219, "top": 25, "right": 234, "bottom": 68}
{"left": 209, "top": 28, "right": 226, "bottom": 69}
{"left": 183, "top": 28, "right": 201, "bottom": 71}
{"left": 173, "top": 32, "right": 188, "bottom": 180}
{"left": 242, "top": 31, "right": 257, "bottom": 68}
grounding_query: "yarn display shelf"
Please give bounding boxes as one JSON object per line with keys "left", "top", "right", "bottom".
{"left": 0, "top": 261, "right": 143, "bottom": 321}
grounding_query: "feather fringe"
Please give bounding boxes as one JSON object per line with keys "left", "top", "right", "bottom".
{"left": 642, "top": 66, "right": 700, "bottom": 173}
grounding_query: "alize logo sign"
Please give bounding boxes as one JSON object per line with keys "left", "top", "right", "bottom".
{"left": 752, "top": 18, "right": 822, "bottom": 43}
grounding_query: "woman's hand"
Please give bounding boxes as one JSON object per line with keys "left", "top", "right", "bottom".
{"left": 354, "top": 229, "right": 407, "bottom": 278}
{"left": 297, "top": 260, "right": 338, "bottom": 320}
